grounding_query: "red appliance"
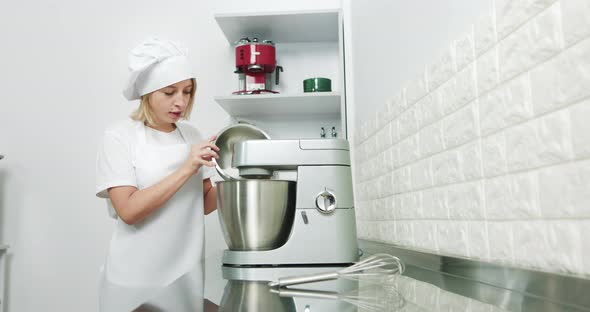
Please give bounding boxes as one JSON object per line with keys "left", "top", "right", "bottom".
{"left": 233, "top": 37, "right": 283, "bottom": 95}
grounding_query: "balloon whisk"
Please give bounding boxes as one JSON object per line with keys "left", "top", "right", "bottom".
{"left": 268, "top": 253, "right": 404, "bottom": 288}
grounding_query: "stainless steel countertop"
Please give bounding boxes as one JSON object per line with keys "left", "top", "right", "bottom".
{"left": 359, "top": 240, "right": 590, "bottom": 312}
{"left": 98, "top": 243, "right": 589, "bottom": 311}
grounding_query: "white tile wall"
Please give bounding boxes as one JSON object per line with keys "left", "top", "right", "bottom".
{"left": 497, "top": 2, "right": 563, "bottom": 83}
{"left": 455, "top": 64, "right": 478, "bottom": 107}
{"left": 456, "top": 28, "right": 476, "bottom": 71}
{"left": 428, "top": 47, "right": 456, "bottom": 91}
{"left": 570, "top": 99, "right": 590, "bottom": 158}
{"left": 477, "top": 47, "right": 500, "bottom": 95}
{"left": 495, "top": 0, "right": 557, "bottom": 40}
{"left": 581, "top": 220, "right": 590, "bottom": 274}
{"left": 561, "top": 0, "right": 590, "bottom": 47}
{"left": 475, "top": 11, "right": 498, "bottom": 57}
{"left": 354, "top": 0, "right": 590, "bottom": 276}
{"left": 531, "top": 35, "right": 590, "bottom": 115}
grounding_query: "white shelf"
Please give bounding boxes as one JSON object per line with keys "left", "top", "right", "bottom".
{"left": 214, "top": 10, "right": 340, "bottom": 44}
{"left": 214, "top": 92, "right": 341, "bottom": 118}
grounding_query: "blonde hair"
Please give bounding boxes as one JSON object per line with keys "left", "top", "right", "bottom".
{"left": 130, "top": 78, "right": 196, "bottom": 125}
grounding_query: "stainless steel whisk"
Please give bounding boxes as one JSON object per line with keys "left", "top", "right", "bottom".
{"left": 268, "top": 253, "right": 405, "bottom": 288}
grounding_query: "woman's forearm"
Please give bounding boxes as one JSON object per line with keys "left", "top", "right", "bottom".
{"left": 110, "top": 166, "right": 195, "bottom": 224}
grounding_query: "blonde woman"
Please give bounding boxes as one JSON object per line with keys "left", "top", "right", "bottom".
{"left": 95, "top": 38, "right": 219, "bottom": 308}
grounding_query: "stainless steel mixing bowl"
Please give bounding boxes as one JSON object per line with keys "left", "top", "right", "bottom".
{"left": 214, "top": 123, "right": 270, "bottom": 181}
{"left": 217, "top": 180, "right": 296, "bottom": 251}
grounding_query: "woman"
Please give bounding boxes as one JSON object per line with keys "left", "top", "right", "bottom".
{"left": 95, "top": 37, "right": 218, "bottom": 299}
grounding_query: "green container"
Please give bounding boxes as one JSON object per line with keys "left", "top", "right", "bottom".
{"left": 303, "top": 78, "right": 331, "bottom": 92}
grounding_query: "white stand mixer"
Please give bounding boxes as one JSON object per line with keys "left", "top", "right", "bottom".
{"left": 219, "top": 138, "right": 359, "bottom": 266}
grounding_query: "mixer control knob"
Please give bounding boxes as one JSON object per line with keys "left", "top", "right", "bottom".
{"left": 315, "top": 190, "right": 337, "bottom": 214}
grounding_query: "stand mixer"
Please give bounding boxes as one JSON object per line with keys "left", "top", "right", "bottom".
{"left": 214, "top": 124, "right": 359, "bottom": 266}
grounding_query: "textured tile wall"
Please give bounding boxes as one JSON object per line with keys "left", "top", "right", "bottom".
{"left": 353, "top": 0, "right": 590, "bottom": 276}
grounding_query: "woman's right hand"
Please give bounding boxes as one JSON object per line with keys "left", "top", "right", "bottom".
{"left": 183, "top": 136, "right": 220, "bottom": 174}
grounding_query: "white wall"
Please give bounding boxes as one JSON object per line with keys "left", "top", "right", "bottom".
{"left": 349, "top": 0, "right": 493, "bottom": 129}
{"left": 351, "top": 0, "right": 590, "bottom": 276}
{"left": 0, "top": 0, "right": 340, "bottom": 311}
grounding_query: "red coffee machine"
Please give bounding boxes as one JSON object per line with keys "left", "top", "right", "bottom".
{"left": 233, "top": 37, "right": 283, "bottom": 95}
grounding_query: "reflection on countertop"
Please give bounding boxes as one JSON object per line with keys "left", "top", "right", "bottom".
{"left": 99, "top": 251, "right": 519, "bottom": 312}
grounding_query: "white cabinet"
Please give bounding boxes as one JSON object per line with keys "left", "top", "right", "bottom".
{"left": 213, "top": 9, "right": 348, "bottom": 139}
{"left": 214, "top": 10, "right": 340, "bottom": 43}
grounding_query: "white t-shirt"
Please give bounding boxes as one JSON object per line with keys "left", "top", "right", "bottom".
{"left": 95, "top": 119, "right": 215, "bottom": 217}
{"left": 145, "top": 126, "right": 184, "bottom": 145}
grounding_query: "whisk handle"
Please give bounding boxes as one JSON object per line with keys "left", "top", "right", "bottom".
{"left": 275, "top": 288, "right": 339, "bottom": 300}
{"left": 269, "top": 272, "right": 339, "bottom": 287}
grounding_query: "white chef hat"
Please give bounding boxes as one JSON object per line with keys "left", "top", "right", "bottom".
{"left": 122, "top": 37, "right": 196, "bottom": 101}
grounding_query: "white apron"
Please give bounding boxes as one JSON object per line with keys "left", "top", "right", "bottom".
{"left": 99, "top": 123, "right": 205, "bottom": 310}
